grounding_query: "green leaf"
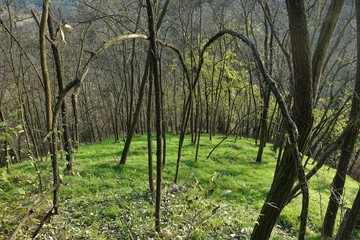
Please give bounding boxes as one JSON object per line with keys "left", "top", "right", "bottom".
{"left": 2, "top": 171, "right": 9, "bottom": 183}
{"left": 0, "top": 132, "right": 12, "bottom": 141}
{"left": 18, "top": 188, "right": 26, "bottom": 195}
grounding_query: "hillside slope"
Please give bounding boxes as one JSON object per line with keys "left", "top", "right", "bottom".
{"left": 1, "top": 135, "right": 359, "bottom": 239}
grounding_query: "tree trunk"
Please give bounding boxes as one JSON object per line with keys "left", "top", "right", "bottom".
{"left": 322, "top": 0, "right": 360, "bottom": 236}
{"left": 335, "top": 188, "right": 360, "bottom": 240}
{"left": 119, "top": 56, "right": 150, "bottom": 165}
{"left": 195, "top": 79, "right": 203, "bottom": 162}
{"left": 322, "top": 123, "right": 359, "bottom": 237}
{"left": 40, "top": 0, "right": 60, "bottom": 214}
{"left": 119, "top": 0, "right": 170, "bottom": 165}
{"left": 0, "top": 107, "right": 10, "bottom": 169}
{"left": 251, "top": 0, "right": 313, "bottom": 238}
{"left": 256, "top": 3, "right": 273, "bottom": 162}
{"left": 312, "top": 0, "right": 346, "bottom": 100}
{"left": 71, "top": 92, "right": 79, "bottom": 151}
{"left": 146, "top": 0, "right": 162, "bottom": 233}
{"left": 47, "top": 12, "right": 74, "bottom": 172}
{"left": 147, "top": 67, "right": 154, "bottom": 193}
{"left": 256, "top": 87, "right": 270, "bottom": 163}
{"left": 159, "top": 58, "right": 167, "bottom": 167}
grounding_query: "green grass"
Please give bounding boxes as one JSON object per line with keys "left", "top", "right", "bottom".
{"left": 0, "top": 134, "right": 359, "bottom": 239}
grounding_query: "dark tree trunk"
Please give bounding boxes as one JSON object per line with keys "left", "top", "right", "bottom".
{"left": 0, "top": 107, "right": 10, "bottom": 169}
{"left": 119, "top": 0, "right": 170, "bottom": 165}
{"left": 322, "top": 124, "right": 359, "bottom": 237}
{"left": 146, "top": 0, "right": 163, "bottom": 233}
{"left": 335, "top": 188, "right": 360, "bottom": 240}
{"left": 195, "top": 79, "right": 202, "bottom": 162}
{"left": 322, "top": 0, "right": 360, "bottom": 237}
{"left": 159, "top": 57, "right": 167, "bottom": 167}
{"left": 251, "top": 0, "right": 313, "bottom": 238}
{"left": 147, "top": 67, "right": 154, "bottom": 193}
{"left": 256, "top": 3, "right": 273, "bottom": 162}
{"left": 47, "top": 12, "right": 74, "bottom": 172}
{"left": 256, "top": 87, "right": 270, "bottom": 163}
{"left": 119, "top": 56, "right": 150, "bottom": 165}
{"left": 71, "top": 92, "right": 79, "bottom": 151}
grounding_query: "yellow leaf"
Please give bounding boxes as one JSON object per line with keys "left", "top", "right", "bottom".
{"left": 64, "top": 24, "right": 73, "bottom": 29}
{"left": 60, "top": 28, "right": 66, "bottom": 44}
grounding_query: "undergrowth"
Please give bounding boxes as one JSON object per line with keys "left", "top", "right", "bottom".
{"left": 0, "top": 134, "right": 359, "bottom": 239}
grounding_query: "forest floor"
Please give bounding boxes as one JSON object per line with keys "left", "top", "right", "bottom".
{"left": 1, "top": 134, "right": 359, "bottom": 239}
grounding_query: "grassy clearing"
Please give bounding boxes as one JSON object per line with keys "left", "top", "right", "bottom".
{"left": 0, "top": 134, "right": 359, "bottom": 239}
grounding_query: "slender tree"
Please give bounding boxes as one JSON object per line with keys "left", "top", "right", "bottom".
{"left": 335, "top": 188, "right": 360, "bottom": 240}
{"left": 119, "top": 0, "right": 170, "bottom": 165}
{"left": 0, "top": 106, "right": 10, "bottom": 169}
{"left": 146, "top": 0, "right": 163, "bottom": 233}
{"left": 256, "top": 0, "right": 273, "bottom": 163}
{"left": 47, "top": 11, "right": 74, "bottom": 172}
{"left": 39, "top": 0, "right": 61, "bottom": 215}
{"left": 147, "top": 63, "right": 154, "bottom": 193}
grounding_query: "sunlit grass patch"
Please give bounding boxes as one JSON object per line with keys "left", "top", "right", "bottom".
{"left": 1, "top": 134, "right": 359, "bottom": 239}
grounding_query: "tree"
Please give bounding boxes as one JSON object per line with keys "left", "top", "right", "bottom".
{"left": 335, "top": 188, "right": 360, "bottom": 240}
{"left": 146, "top": 0, "right": 163, "bottom": 232}
{"left": 39, "top": 0, "right": 61, "bottom": 215}
{"left": 47, "top": 10, "right": 74, "bottom": 172}
{"left": 251, "top": 0, "right": 345, "bottom": 239}
{"left": 322, "top": 0, "right": 360, "bottom": 236}
{"left": 0, "top": 106, "right": 10, "bottom": 169}
{"left": 119, "top": 0, "right": 170, "bottom": 165}
{"left": 251, "top": 2, "right": 312, "bottom": 237}
{"left": 256, "top": 0, "right": 274, "bottom": 163}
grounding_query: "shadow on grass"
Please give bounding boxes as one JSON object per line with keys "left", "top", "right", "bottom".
{"left": 75, "top": 151, "right": 122, "bottom": 161}
{"left": 83, "top": 162, "right": 124, "bottom": 177}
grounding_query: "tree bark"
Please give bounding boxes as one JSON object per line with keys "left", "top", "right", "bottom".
{"left": 71, "top": 92, "right": 79, "bottom": 151}
{"left": 322, "top": 124, "right": 359, "bottom": 237}
{"left": 39, "top": 0, "right": 60, "bottom": 214}
{"left": 252, "top": 0, "right": 313, "bottom": 238}
{"left": 0, "top": 107, "right": 9, "bottom": 169}
{"left": 147, "top": 66, "right": 154, "bottom": 193}
{"left": 146, "top": 0, "right": 163, "bottom": 233}
{"left": 322, "top": 0, "right": 360, "bottom": 236}
{"left": 47, "top": 11, "right": 74, "bottom": 172}
{"left": 312, "top": 0, "right": 346, "bottom": 99}
{"left": 119, "top": 56, "right": 150, "bottom": 165}
{"left": 256, "top": 2, "right": 273, "bottom": 163}
{"left": 256, "top": 87, "right": 270, "bottom": 163}
{"left": 119, "top": 0, "right": 170, "bottom": 165}
{"left": 335, "top": 188, "right": 360, "bottom": 240}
